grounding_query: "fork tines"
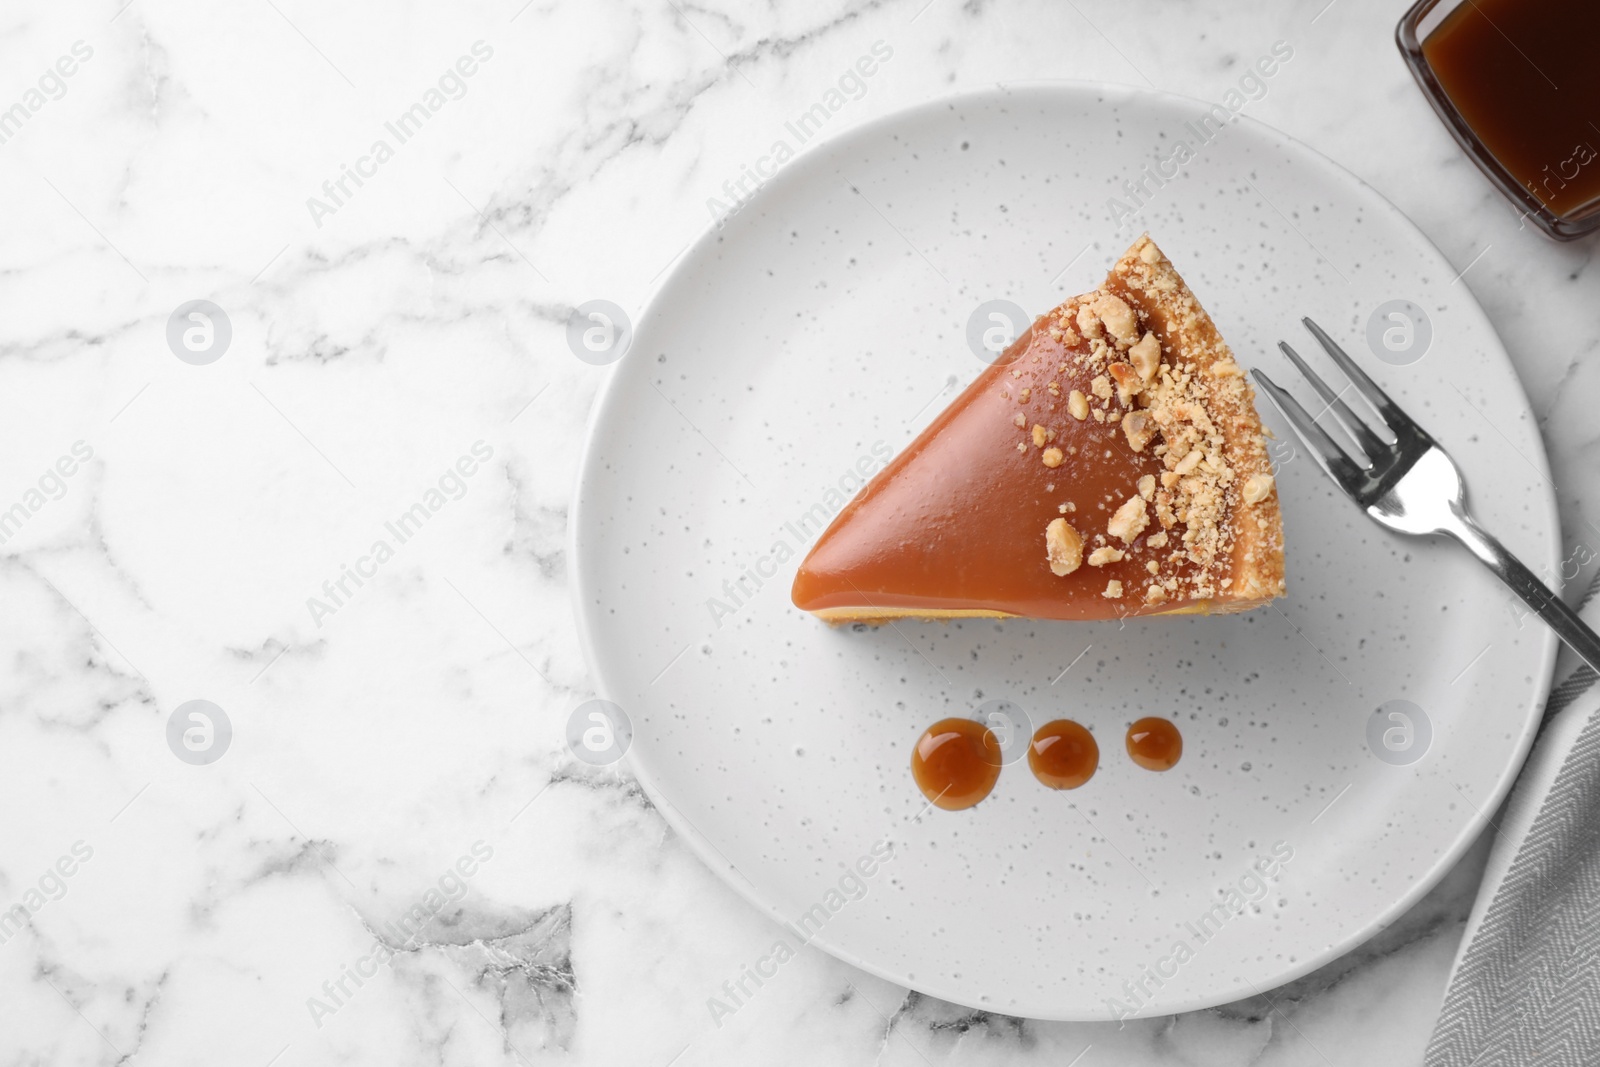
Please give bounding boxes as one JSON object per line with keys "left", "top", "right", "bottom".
{"left": 1251, "top": 318, "right": 1427, "bottom": 485}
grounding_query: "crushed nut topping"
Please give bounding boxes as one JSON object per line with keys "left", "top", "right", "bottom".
{"left": 1154, "top": 490, "right": 1177, "bottom": 529}
{"left": 1088, "top": 546, "right": 1125, "bottom": 567}
{"left": 1108, "top": 362, "right": 1142, "bottom": 404}
{"left": 1068, "top": 390, "right": 1089, "bottom": 420}
{"left": 1046, "top": 518, "right": 1084, "bottom": 576}
{"left": 1138, "top": 474, "right": 1156, "bottom": 501}
{"left": 1041, "top": 447, "right": 1064, "bottom": 468}
{"left": 1075, "top": 304, "right": 1102, "bottom": 339}
{"left": 1242, "top": 472, "right": 1276, "bottom": 504}
{"left": 1093, "top": 293, "right": 1139, "bottom": 346}
{"left": 1102, "top": 579, "right": 1124, "bottom": 599}
{"left": 1107, "top": 496, "right": 1151, "bottom": 543}
{"left": 1172, "top": 449, "right": 1203, "bottom": 476}
{"left": 1130, "top": 332, "right": 1162, "bottom": 380}
{"left": 1122, "top": 410, "right": 1157, "bottom": 452}
{"left": 1031, "top": 424, "right": 1048, "bottom": 448}
{"left": 1012, "top": 412, "right": 1027, "bottom": 428}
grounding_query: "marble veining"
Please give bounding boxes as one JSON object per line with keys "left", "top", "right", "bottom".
{"left": 0, "top": 0, "right": 1596, "bottom": 1063}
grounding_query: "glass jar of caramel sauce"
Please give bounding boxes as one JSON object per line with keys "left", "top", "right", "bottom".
{"left": 1398, "top": 0, "right": 1600, "bottom": 239}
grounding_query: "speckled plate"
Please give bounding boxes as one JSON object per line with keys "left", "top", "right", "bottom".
{"left": 570, "top": 84, "right": 1557, "bottom": 1020}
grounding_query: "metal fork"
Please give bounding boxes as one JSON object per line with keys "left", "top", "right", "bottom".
{"left": 1252, "top": 318, "right": 1600, "bottom": 673}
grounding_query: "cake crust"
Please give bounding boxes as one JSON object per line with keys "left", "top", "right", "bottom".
{"left": 1105, "top": 234, "right": 1286, "bottom": 612}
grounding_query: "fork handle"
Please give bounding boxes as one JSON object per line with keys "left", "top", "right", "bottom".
{"left": 1446, "top": 513, "right": 1600, "bottom": 674}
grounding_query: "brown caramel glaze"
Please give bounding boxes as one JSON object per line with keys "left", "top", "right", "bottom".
{"left": 1027, "top": 719, "right": 1099, "bottom": 790}
{"left": 1125, "top": 717, "right": 1182, "bottom": 771}
{"left": 910, "top": 718, "right": 1002, "bottom": 811}
{"left": 788, "top": 232, "right": 1281, "bottom": 621}
{"left": 791, "top": 315, "right": 1179, "bottom": 619}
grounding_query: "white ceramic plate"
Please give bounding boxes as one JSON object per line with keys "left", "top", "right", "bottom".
{"left": 570, "top": 84, "right": 1558, "bottom": 1020}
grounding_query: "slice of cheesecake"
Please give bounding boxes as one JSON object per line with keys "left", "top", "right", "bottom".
{"left": 791, "top": 234, "right": 1285, "bottom": 623}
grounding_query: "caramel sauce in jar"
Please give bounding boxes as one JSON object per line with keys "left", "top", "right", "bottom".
{"left": 910, "top": 718, "right": 1002, "bottom": 810}
{"left": 1125, "top": 717, "right": 1183, "bottom": 771}
{"left": 1421, "top": 0, "right": 1600, "bottom": 217}
{"left": 1027, "top": 720, "right": 1099, "bottom": 789}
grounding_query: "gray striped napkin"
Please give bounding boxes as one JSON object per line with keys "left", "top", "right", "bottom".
{"left": 1426, "top": 570, "right": 1600, "bottom": 1065}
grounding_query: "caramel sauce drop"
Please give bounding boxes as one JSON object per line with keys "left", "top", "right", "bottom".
{"left": 1027, "top": 720, "right": 1099, "bottom": 789}
{"left": 1125, "top": 717, "right": 1182, "bottom": 771}
{"left": 911, "top": 718, "right": 1002, "bottom": 811}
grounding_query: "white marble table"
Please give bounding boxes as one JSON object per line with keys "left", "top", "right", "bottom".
{"left": 1, "top": 0, "right": 1595, "bottom": 1063}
